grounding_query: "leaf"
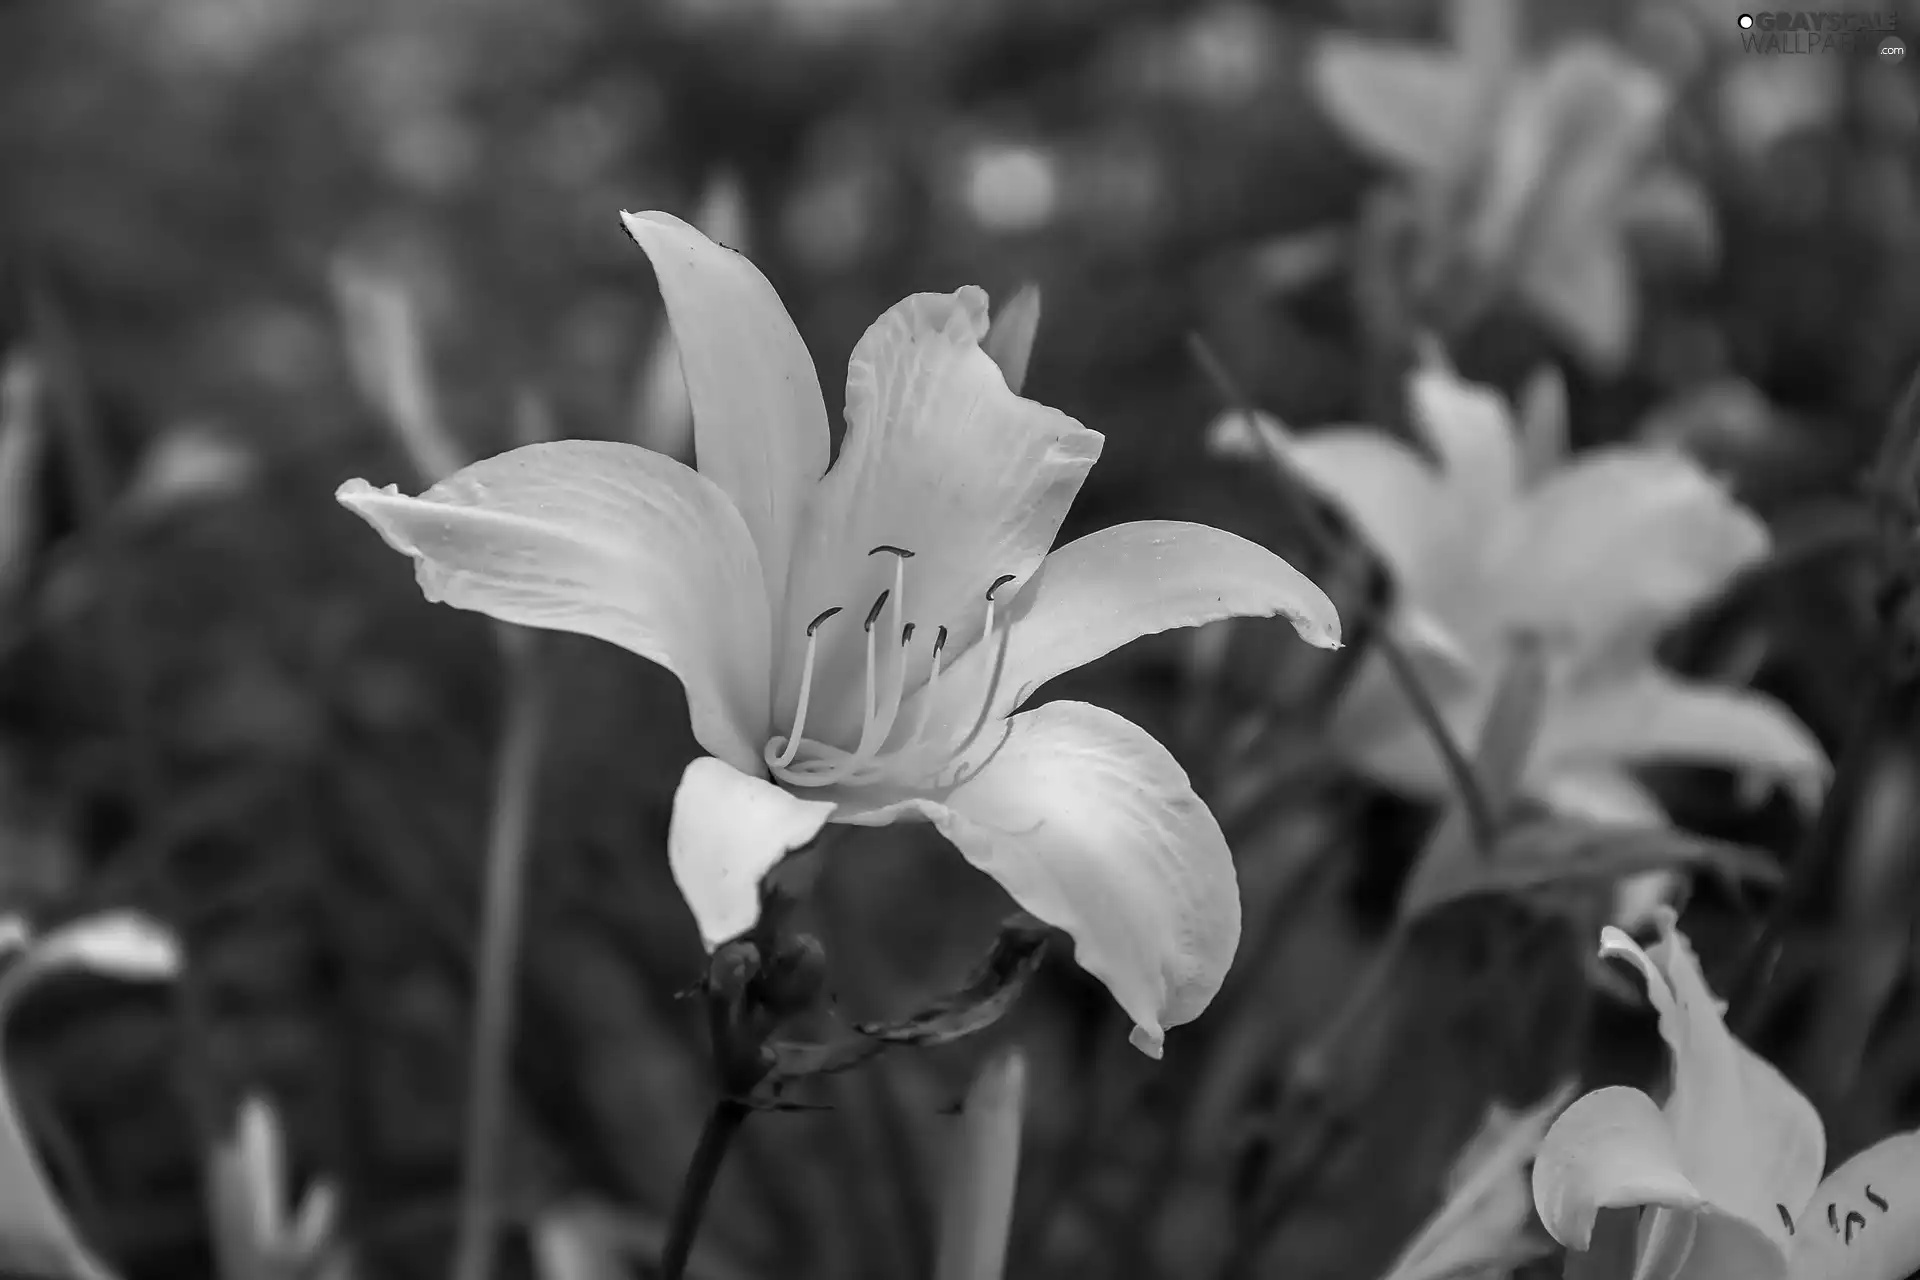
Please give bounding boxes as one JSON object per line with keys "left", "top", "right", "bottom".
{"left": 1400, "top": 635, "right": 1550, "bottom": 921}
{"left": 1417, "top": 817, "right": 1782, "bottom": 915}
{"left": 764, "top": 916, "right": 1050, "bottom": 1087}
{"left": 933, "top": 1047, "right": 1028, "bottom": 1280}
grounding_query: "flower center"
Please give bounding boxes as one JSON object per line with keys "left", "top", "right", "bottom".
{"left": 765, "top": 545, "right": 1015, "bottom": 790}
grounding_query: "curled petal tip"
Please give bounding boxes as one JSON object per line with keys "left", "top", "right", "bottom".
{"left": 334, "top": 476, "right": 398, "bottom": 508}
{"left": 1128, "top": 1023, "right": 1166, "bottom": 1060}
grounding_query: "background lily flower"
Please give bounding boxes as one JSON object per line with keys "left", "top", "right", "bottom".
{"left": 207, "top": 1094, "right": 347, "bottom": 1280}
{"left": 336, "top": 210, "right": 1341, "bottom": 1058}
{"left": 1309, "top": 0, "right": 1713, "bottom": 370}
{"left": 1533, "top": 910, "right": 1920, "bottom": 1280}
{"left": 1210, "top": 354, "right": 1827, "bottom": 921}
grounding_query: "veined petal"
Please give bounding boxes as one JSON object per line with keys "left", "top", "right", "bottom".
{"left": 667, "top": 758, "right": 836, "bottom": 950}
{"left": 1601, "top": 915, "right": 1826, "bottom": 1256}
{"left": 1532, "top": 1085, "right": 1708, "bottom": 1251}
{"left": 780, "top": 288, "right": 1102, "bottom": 742}
{"left": 913, "top": 521, "right": 1340, "bottom": 736}
{"left": 1788, "top": 1130, "right": 1920, "bottom": 1280}
{"left": 0, "top": 912, "right": 180, "bottom": 1280}
{"left": 1308, "top": 35, "right": 1482, "bottom": 179}
{"left": 1542, "top": 667, "right": 1830, "bottom": 814}
{"left": 338, "top": 441, "right": 772, "bottom": 775}
{"left": 850, "top": 701, "right": 1239, "bottom": 1060}
{"left": 1490, "top": 448, "right": 1768, "bottom": 641}
{"left": 1208, "top": 411, "right": 1454, "bottom": 592}
{"left": 620, "top": 210, "right": 831, "bottom": 603}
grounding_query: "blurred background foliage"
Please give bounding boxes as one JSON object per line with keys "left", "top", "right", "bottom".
{"left": 2, "top": 0, "right": 1920, "bottom": 1277}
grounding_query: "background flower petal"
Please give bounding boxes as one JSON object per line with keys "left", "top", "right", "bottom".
{"left": 780, "top": 288, "right": 1103, "bottom": 745}
{"left": 620, "top": 209, "right": 832, "bottom": 604}
{"left": 862, "top": 700, "right": 1239, "bottom": 1060}
{"left": 1489, "top": 448, "right": 1769, "bottom": 641}
{"left": 1544, "top": 667, "right": 1830, "bottom": 813}
{"left": 1308, "top": 35, "right": 1480, "bottom": 179}
{"left": 1788, "top": 1129, "right": 1920, "bottom": 1280}
{"left": 1531, "top": 1085, "right": 1707, "bottom": 1251}
{"left": 1407, "top": 359, "right": 1522, "bottom": 523}
{"left": 666, "top": 757, "right": 837, "bottom": 951}
{"left": 338, "top": 441, "right": 773, "bottom": 775}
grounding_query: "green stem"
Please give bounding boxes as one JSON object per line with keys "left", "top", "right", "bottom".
{"left": 449, "top": 637, "right": 549, "bottom": 1280}
{"left": 661, "top": 1099, "right": 751, "bottom": 1280}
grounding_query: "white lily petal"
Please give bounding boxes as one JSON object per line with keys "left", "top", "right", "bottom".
{"left": 1308, "top": 35, "right": 1481, "bottom": 178}
{"left": 1544, "top": 667, "right": 1829, "bottom": 814}
{"left": 619, "top": 210, "right": 830, "bottom": 602}
{"left": 781, "top": 288, "right": 1102, "bottom": 743}
{"left": 237, "top": 1096, "right": 286, "bottom": 1247}
{"left": 1327, "top": 640, "right": 1484, "bottom": 800}
{"left": 337, "top": 441, "right": 772, "bottom": 776}
{"left": 852, "top": 701, "right": 1238, "bottom": 1059}
{"left": 1601, "top": 915, "right": 1826, "bottom": 1256}
{"left": 980, "top": 284, "right": 1041, "bottom": 397}
{"left": 1210, "top": 411, "right": 1454, "bottom": 592}
{"left": 1517, "top": 227, "right": 1638, "bottom": 373}
{"left": 0, "top": 912, "right": 180, "bottom": 1280}
{"left": 1788, "top": 1130, "right": 1920, "bottom": 1280}
{"left": 1407, "top": 359, "right": 1521, "bottom": 525}
{"left": 915, "top": 521, "right": 1339, "bottom": 736}
{"left": 1491, "top": 448, "right": 1768, "bottom": 640}
{"left": 667, "top": 758, "right": 836, "bottom": 950}
{"left": 1532, "top": 1086, "right": 1708, "bottom": 1251}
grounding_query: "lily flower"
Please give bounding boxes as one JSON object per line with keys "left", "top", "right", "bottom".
{"left": 1533, "top": 909, "right": 1920, "bottom": 1280}
{"left": 207, "top": 1094, "right": 346, "bottom": 1280}
{"left": 1210, "top": 354, "right": 1827, "bottom": 920}
{"left": 337, "top": 211, "right": 1341, "bottom": 1056}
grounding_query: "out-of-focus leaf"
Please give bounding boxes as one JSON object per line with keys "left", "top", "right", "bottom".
{"left": 0, "top": 912, "right": 180, "bottom": 1280}
{"left": 0, "top": 354, "right": 47, "bottom": 616}
{"left": 120, "top": 424, "right": 257, "bottom": 519}
{"left": 1247, "top": 227, "right": 1351, "bottom": 297}
{"left": 766, "top": 916, "right": 1050, "bottom": 1087}
{"left": 331, "top": 259, "right": 465, "bottom": 483}
{"left": 1416, "top": 818, "right": 1782, "bottom": 916}
{"left": 1376, "top": 1083, "right": 1574, "bottom": 1280}
{"left": 1400, "top": 635, "right": 1549, "bottom": 921}
{"left": 933, "top": 1046, "right": 1028, "bottom": 1280}
{"left": 980, "top": 284, "right": 1042, "bottom": 397}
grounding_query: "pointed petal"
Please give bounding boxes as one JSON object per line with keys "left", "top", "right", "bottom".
{"left": 0, "top": 912, "right": 180, "bottom": 1280}
{"left": 1600, "top": 915, "right": 1825, "bottom": 1255}
{"left": 337, "top": 441, "right": 772, "bottom": 775}
{"left": 980, "top": 284, "right": 1041, "bottom": 397}
{"left": 1517, "top": 230, "right": 1639, "bottom": 373}
{"left": 1309, "top": 35, "right": 1481, "bottom": 177}
{"left": 1533, "top": 1085, "right": 1707, "bottom": 1251}
{"left": 619, "top": 210, "right": 830, "bottom": 602}
{"left": 780, "top": 288, "right": 1102, "bottom": 742}
{"left": 1408, "top": 356, "right": 1522, "bottom": 522}
{"left": 861, "top": 701, "right": 1239, "bottom": 1059}
{"left": 1208, "top": 411, "right": 1452, "bottom": 590}
{"left": 667, "top": 758, "right": 836, "bottom": 950}
{"left": 1788, "top": 1130, "right": 1920, "bottom": 1280}
{"left": 1490, "top": 447, "right": 1769, "bottom": 640}
{"left": 917, "top": 521, "right": 1339, "bottom": 734}
{"left": 1543, "top": 668, "right": 1829, "bottom": 814}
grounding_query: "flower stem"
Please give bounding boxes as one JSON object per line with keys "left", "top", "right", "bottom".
{"left": 1186, "top": 334, "right": 1497, "bottom": 849}
{"left": 450, "top": 634, "right": 549, "bottom": 1280}
{"left": 661, "top": 1098, "right": 751, "bottom": 1280}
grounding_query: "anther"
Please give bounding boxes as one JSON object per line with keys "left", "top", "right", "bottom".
{"left": 1866, "top": 1185, "right": 1889, "bottom": 1212}
{"left": 901, "top": 623, "right": 916, "bottom": 647}
{"left": 1845, "top": 1211, "right": 1865, "bottom": 1244}
{"left": 869, "top": 544, "right": 916, "bottom": 559}
{"left": 1778, "top": 1205, "right": 1795, "bottom": 1235}
{"left": 987, "top": 574, "right": 1016, "bottom": 601}
{"left": 807, "top": 606, "right": 842, "bottom": 636}
{"left": 1830, "top": 1204, "right": 1840, "bottom": 1233}
{"left": 933, "top": 626, "right": 949, "bottom": 656}
{"left": 864, "top": 590, "right": 891, "bottom": 631}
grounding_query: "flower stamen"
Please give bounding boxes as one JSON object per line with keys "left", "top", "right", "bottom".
{"left": 772, "top": 606, "right": 843, "bottom": 769}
